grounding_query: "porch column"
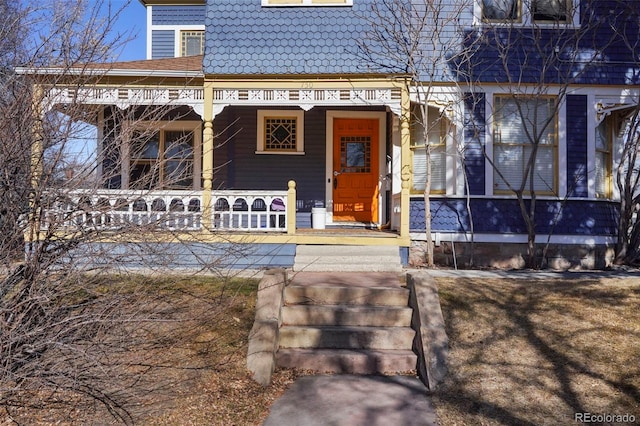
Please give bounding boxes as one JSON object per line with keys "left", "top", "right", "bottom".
{"left": 27, "top": 83, "right": 45, "bottom": 246}
{"left": 201, "top": 83, "right": 214, "bottom": 231}
{"left": 399, "top": 80, "right": 411, "bottom": 242}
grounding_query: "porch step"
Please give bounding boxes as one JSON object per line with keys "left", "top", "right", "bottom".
{"left": 276, "top": 272, "right": 417, "bottom": 375}
{"left": 276, "top": 348, "right": 418, "bottom": 374}
{"left": 293, "top": 245, "right": 403, "bottom": 272}
{"left": 282, "top": 305, "right": 413, "bottom": 327}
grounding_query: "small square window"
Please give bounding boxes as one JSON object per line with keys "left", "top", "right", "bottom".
{"left": 181, "top": 31, "right": 204, "bottom": 56}
{"left": 257, "top": 110, "right": 305, "bottom": 155}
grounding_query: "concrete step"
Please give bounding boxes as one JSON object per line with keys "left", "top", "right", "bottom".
{"left": 276, "top": 348, "right": 418, "bottom": 374}
{"left": 293, "top": 245, "right": 403, "bottom": 272}
{"left": 284, "top": 285, "right": 410, "bottom": 307}
{"left": 282, "top": 305, "right": 413, "bottom": 327}
{"left": 278, "top": 325, "right": 416, "bottom": 350}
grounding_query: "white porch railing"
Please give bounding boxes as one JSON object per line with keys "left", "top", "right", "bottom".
{"left": 41, "top": 188, "right": 290, "bottom": 233}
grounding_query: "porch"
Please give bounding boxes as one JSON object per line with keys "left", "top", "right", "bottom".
{"left": 39, "top": 181, "right": 404, "bottom": 247}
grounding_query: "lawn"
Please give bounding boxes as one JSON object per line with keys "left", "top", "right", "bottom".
{"left": 432, "top": 273, "right": 640, "bottom": 425}
{"left": 2, "top": 273, "right": 638, "bottom": 425}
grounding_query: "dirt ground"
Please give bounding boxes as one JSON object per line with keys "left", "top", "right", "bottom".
{"left": 2, "top": 273, "right": 639, "bottom": 425}
{"left": 432, "top": 274, "right": 640, "bottom": 425}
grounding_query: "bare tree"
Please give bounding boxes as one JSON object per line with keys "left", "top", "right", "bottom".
{"left": 358, "top": 0, "right": 476, "bottom": 267}
{"left": 459, "top": 0, "right": 624, "bottom": 268}
{"left": 1, "top": 1, "right": 256, "bottom": 423}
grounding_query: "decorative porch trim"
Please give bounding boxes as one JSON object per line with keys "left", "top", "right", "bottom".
{"left": 211, "top": 87, "right": 402, "bottom": 117}
{"left": 42, "top": 86, "right": 205, "bottom": 118}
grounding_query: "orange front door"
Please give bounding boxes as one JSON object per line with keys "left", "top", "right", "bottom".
{"left": 332, "top": 118, "right": 379, "bottom": 223}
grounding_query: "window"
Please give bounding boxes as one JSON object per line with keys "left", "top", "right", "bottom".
{"left": 492, "top": 96, "right": 557, "bottom": 194}
{"left": 533, "top": 0, "right": 570, "bottom": 22}
{"left": 595, "top": 119, "right": 612, "bottom": 198}
{"left": 257, "top": 110, "right": 305, "bottom": 154}
{"left": 480, "top": 0, "right": 573, "bottom": 24}
{"left": 262, "top": 0, "right": 352, "bottom": 6}
{"left": 181, "top": 31, "right": 204, "bottom": 56}
{"left": 482, "top": 0, "right": 520, "bottom": 21}
{"left": 130, "top": 130, "right": 195, "bottom": 189}
{"left": 410, "top": 105, "right": 447, "bottom": 194}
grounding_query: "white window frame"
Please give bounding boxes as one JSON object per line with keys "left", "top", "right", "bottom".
{"left": 491, "top": 95, "right": 558, "bottom": 195}
{"left": 410, "top": 104, "right": 448, "bottom": 195}
{"left": 262, "top": 0, "right": 352, "bottom": 6}
{"left": 256, "top": 110, "right": 305, "bottom": 155}
{"left": 474, "top": 0, "right": 579, "bottom": 27}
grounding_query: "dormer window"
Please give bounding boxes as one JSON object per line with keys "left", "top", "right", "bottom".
{"left": 181, "top": 31, "right": 204, "bottom": 56}
{"left": 262, "top": 0, "right": 352, "bottom": 6}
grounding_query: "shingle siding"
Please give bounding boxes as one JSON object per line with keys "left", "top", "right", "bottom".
{"left": 151, "top": 30, "right": 175, "bottom": 59}
{"left": 566, "top": 95, "right": 588, "bottom": 197}
{"left": 410, "top": 198, "right": 618, "bottom": 236}
{"left": 152, "top": 5, "right": 206, "bottom": 25}
{"left": 204, "top": 0, "right": 401, "bottom": 75}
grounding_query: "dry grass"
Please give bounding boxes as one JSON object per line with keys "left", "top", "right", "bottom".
{"left": 433, "top": 274, "right": 640, "bottom": 425}
{"left": 0, "top": 275, "right": 300, "bottom": 426}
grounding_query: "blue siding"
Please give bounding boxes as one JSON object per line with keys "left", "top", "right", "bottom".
{"left": 151, "top": 30, "right": 175, "bottom": 59}
{"left": 566, "top": 95, "right": 588, "bottom": 197}
{"left": 457, "top": 1, "right": 640, "bottom": 85}
{"left": 152, "top": 5, "right": 206, "bottom": 25}
{"left": 463, "top": 93, "right": 485, "bottom": 195}
{"left": 410, "top": 197, "right": 619, "bottom": 236}
{"left": 204, "top": 0, "right": 400, "bottom": 75}
{"left": 61, "top": 242, "right": 296, "bottom": 270}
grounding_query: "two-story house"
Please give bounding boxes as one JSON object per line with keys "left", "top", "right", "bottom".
{"left": 20, "top": 0, "right": 640, "bottom": 270}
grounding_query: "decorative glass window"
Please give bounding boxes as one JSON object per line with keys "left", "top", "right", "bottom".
{"left": 257, "top": 110, "right": 305, "bottom": 154}
{"left": 492, "top": 96, "right": 557, "bottom": 194}
{"left": 595, "top": 119, "right": 612, "bottom": 198}
{"left": 410, "top": 105, "right": 447, "bottom": 194}
{"left": 340, "top": 137, "right": 371, "bottom": 173}
{"left": 262, "top": 0, "right": 352, "bottom": 6}
{"left": 482, "top": 0, "right": 520, "bottom": 21}
{"left": 533, "top": 0, "right": 569, "bottom": 22}
{"left": 130, "top": 130, "right": 195, "bottom": 189}
{"left": 181, "top": 31, "right": 204, "bottom": 56}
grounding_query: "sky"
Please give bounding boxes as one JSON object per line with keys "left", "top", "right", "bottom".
{"left": 107, "top": 0, "right": 147, "bottom": 62}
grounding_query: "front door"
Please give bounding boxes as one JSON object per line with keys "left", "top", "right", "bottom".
{"left": 332, "top": 118, "right": 379, "bottom": 223}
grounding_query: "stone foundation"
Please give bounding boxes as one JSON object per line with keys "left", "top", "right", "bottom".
{"left": 409, "top": 240, "right": 615, "bottom": 270}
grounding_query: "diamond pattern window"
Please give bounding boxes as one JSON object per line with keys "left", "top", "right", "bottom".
{"left": 257, "top": 110, "right": 305, "bottom": 155}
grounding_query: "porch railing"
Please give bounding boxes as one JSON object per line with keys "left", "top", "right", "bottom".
{"left": 40, "top": 187, "right": 292, "bottom": 233}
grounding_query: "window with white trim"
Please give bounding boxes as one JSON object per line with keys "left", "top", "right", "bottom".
{"left": 262, "top": 0, "right": 352, "bottom": 6}
{"left": 492, "top": 96, "right": 557, "bottom": 194}
{"left": 257, "top": 110, "right": 305, "bottom": 154}
{"left": 181, "top": 31, "right": 204, "bottom": 56}
{"left": 595, "top": 118, "right": 612, "bottom": 198}
{"left": 410, "top": 105, "right": 447, "bottom": 194}
{"left": 480, "top": 0, "right": 573, "bottom": 24}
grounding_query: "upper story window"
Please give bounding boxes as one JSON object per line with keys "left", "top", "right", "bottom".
{"left": 181, "top": 31, "right": 204, "bottom": 56}
{"left": 480, "top": 0, "right": 573, "bottom": 24}
{"left": 262, "top": 0, "right": 352, "bottom": 6}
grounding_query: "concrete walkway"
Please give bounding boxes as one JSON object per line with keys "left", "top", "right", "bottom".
{"left": 262, "top": 374, "right": 437, "bottom": 426}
